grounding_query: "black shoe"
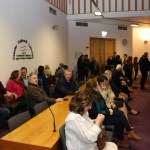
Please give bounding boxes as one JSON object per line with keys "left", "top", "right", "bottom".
{"left": 128, "top": 97, "right": 132, "bottom": 101}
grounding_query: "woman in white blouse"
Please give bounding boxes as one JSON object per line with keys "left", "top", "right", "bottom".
{"left": 65, "top": 90, "right": 118, "bottom": 150}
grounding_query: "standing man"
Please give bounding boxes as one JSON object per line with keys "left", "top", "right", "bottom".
{"left": 20, "top": 67, "right": 29, "bottom": 87}
{"left": 53, "top": 69, "right": 78, "bottom": 98}
{"left": 139, "top": 52, "right": 149, "bottom": 90}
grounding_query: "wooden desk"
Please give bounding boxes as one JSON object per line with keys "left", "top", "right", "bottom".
{"left": 0, "top": 96, "right": 72, "bottom": 150}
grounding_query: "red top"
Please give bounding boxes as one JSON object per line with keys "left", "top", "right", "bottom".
{"left": 6, "top": 79, "right": 26, "bottom": 98}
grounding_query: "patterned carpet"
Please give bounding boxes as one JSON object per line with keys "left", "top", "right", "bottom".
{"left": 120, "top": 76, "right": 150, "bottom": 150}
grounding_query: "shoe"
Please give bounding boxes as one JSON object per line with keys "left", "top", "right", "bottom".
{"left": 129, "top": 110, "right": 141, "bottom": 115}
{"left": 128, "top": 131, "right": 142, "bottom": 141}
{"left": 116, "top": 140, "right": 130, "bottom": 148}
{"left": 131, "top": 126, "right": 135, "bottom": 129}
{"left": 128, "top": 97, "right": 132, "bottom": 101}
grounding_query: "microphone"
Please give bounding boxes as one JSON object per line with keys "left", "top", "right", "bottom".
{"left": 48, "top": 105, "right": 56, "bottom": 132}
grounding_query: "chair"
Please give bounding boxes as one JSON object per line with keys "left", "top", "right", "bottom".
{"left": 105, "top": 125, "right": 115, "bottom": 131}
{"left": 49, "top": 85, "right": 56, "bottom": 97}
{"left": 8, "top": 111, "right": 31, "bottom": 131}
{"left": 33, "top": 101, "right": 49, "bottom": 115}
{"left": 59, "top": 124, "right": 67, "bottom": 150}
{"left": 106, "top": 131, "right": 114, "bottom": 141}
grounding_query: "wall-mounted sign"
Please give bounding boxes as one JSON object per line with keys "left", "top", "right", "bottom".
{"left": 13, "top": 39, "right": 34, "bottom": 60}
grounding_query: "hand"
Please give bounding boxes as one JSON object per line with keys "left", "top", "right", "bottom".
{"left": 111, "top": 103, "right": 116, "bottom": 109}
{"left": 56, "top": 98, "right": 63, "bottom": 102}
{"left": 109, "top": 109, "right": 113, "bottom": 115}
{"left": 95, "top": 114, "right": 105, "bottom": 127}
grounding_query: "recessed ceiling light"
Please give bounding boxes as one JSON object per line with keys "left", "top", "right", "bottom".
{"left": 94, "top": 11, "right": 102, "bottom": 16}
{"left": 130, "top": 23, "right": 139, "bottom": 27}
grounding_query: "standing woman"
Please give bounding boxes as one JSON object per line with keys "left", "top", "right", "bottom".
{"left": 65, "top": 90, "right": 118, "bottom": 150}
{"left": 133, "top": 57, "right": 139, "bottom": 81}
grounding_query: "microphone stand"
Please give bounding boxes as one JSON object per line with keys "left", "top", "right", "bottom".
{"left": 48, "top": 107, "right": 56, "bottom": 132}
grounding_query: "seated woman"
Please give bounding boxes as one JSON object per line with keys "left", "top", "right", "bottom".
{"left": 111, "top": 64, "right": 132, "bottom": 99}
{"left": 0, "top": 81, "right": 10, "bottom": 128}
{"left": 86, "top": 79, "right": 142, "bottom": 149}
{"left": 6, "top": 70, "right": 27, "bottom": 115}
{"left": 65, "top": 90, "right": 118, "bottom": 150}
{"left": 97, "top": 76, "right": 128, "bottom": 119}
{"left": 103, "top": 70, "right": 140, "bottom": 115}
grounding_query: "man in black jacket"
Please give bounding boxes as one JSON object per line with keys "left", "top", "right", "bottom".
{"left": 26, "top": 73, "right": 63, "bottom": 115}
{"left": 139, "top": 52, "right": 149, "bottom": 90}
{"left": 53, "top": 69, "right": 78, "bottom": 98}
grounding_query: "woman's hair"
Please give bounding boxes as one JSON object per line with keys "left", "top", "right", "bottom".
{"left": 69, "top": 90, "right": 93, "bottom": 115}
{"left": 10, "top": 70, "right": 19, "bottom": 80}
{"left": 86, "top": 79, "right": 97, "bottom": 89}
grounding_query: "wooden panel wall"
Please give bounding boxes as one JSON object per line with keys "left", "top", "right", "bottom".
{"left": 46, "top": 0, "right": 67, "bottom": 13}
{"left": 46, "top": 0, "right": 150, "bottom": 15}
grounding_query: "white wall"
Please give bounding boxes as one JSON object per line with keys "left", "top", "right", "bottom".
{"left": 0, "top": 0, "right": 68, "bottom": 85}
{"left": 68, "top": 21, "right": 132, "bottom": 72}
{"left": 133, "top": 27, "right": 150, "bottom": 60}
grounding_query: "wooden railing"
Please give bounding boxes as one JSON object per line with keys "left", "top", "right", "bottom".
{"left": 45, "top": 0, "right": 67, "bottom": 13}
{"left": 45, "top": 0, "right": 150, "bottom": 15}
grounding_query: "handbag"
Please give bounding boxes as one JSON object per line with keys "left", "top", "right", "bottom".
{"left": 97, "top": 126, "right": 108, "bottom": 150}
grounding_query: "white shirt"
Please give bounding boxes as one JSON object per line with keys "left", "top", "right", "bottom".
{"left": 65, "top": 112, "right": 100, "bottom": 150}
{"left": 65, "top": 112, "right": 118, "bottom": 150}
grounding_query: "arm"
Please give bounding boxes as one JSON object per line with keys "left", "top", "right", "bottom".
{"left": 66, "top": 115, "right": 101, "bottom": 143}
{"left": 28, "top": 86, "right": 56, "bottom": 104}
{"left": 95, "top": 100, "right": 110, "bottom": 115}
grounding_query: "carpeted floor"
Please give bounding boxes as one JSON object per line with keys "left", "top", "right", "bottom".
{"left": 120, "top": 76, "right": 150, "bottom": 150}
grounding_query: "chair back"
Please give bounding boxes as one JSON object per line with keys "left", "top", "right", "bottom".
{"left": 49, "top": 85, "right": 56, "bottom": 97}
{"left": 59, "top": 124, "right": 67, "bottom": 150}
{"left": 8, "top": 111, "right": 31, "bottom": 131}
{"left": 33, "top": 101, "right": 49, "bottom": 115}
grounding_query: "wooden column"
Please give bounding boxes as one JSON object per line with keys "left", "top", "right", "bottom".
{"left": 115, "top": 0, "right": 117, "bottom": 12}
{"left": 135, "top": 0, "right": 137, "bottom": 10}
{"left": 128, "top": 0, "right": 130, "bottom": 11}
{"left": 72, "top": 0, "right": 74, "bottom": 14}
{"left": 122, "top": 0, "right": 124, "bottom": 11}
{"left": 84, "top": 0, "right": 86, "bottom": 14}
{"left": 142, "top": 0, "right": 144, "bottom": 10}
{"left": 102, "top": 0, "right": 105, "bottom": 12}
{"left": 109, "top": 0, "right": 111, "bottom": 12}
{"left": 78, "top": 0, "right": 80, "bottom": 14}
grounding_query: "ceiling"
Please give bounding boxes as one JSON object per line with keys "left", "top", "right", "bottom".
{"left": 88, "top": 0, "right": 150, "bottom": 27}
{"left": 78, "top": 16, "right": 150, "bottom": 27}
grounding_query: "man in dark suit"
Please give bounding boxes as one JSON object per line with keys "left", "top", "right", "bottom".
{"left": 53, "top": 69, "right": 78, "bottom": 98}
{"left": 139, "top": 52, "right": 149, "bottom": 90}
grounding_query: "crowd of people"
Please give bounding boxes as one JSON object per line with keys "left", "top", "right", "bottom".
{"left": 0, "top": 51, "right": 148, "bottom": 149}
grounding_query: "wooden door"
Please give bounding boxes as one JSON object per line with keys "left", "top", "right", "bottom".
{"left": 90, "top": 37, "right": 115, "bottom": 73}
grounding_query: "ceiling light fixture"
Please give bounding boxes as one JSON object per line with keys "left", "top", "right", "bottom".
{"left": 94, "top": 11, "right": 102, "bottom": 16}
{"left": 130, "top": 23, "right": 139, "bottom": 27}
{"left": 91, "top": 0, "right": 104, "bottom": 18}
